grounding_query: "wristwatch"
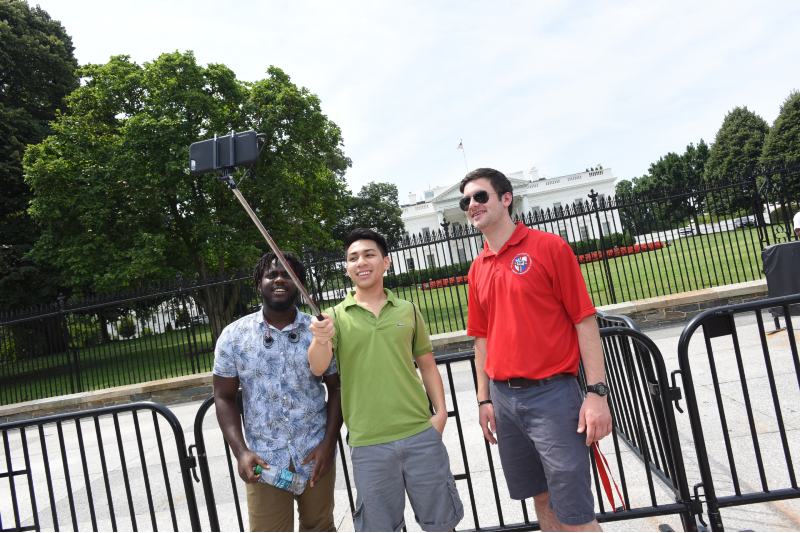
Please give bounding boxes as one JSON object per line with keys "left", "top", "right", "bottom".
{"left": 586, "top": 382, "right": 610, "bottom": 396}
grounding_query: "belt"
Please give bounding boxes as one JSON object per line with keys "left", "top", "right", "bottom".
{"left": 502, "top": 373, "right": 573, "bottom": 389}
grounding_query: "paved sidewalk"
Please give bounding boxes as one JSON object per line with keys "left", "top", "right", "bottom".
{"left": 2, "top": 312, "right": 799, "bottom": 531}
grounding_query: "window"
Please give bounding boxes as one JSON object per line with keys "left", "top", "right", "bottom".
{"left": 599, "top": 194, "right": 606, "bottom": 206}
{"left": 402, "top": 231, "right": 409, "bottom": 240}
{"left": 424, "top": 191, "right": 434, "bottom": 199}
{"left": 558, "top": 228, "right": 569, "bottom": 240}
{"left": 553, "top": 202, "right": 562, "bottom": 213}
{"left": 457, "top": 247, "right": 467, "bottom": 262}
{"left": 451, "top": 222, "right": 462, "bottom": 234}
{"left": 532, "top": 205, "right": 541, "bottom": 215}
{"left": 602, "top": 222, "right": 610, "bottom": 236}
{"left": 407, "top": 257, "right": 415, "bottom": 270}
{"left": 580, "top": 226, "right": 589, "bottom": 241}
{"left": 422, "top": 227, "right": 430, "bottom": 238}
{"left": 427, "top": 254, "right": 436, "bottom": 268}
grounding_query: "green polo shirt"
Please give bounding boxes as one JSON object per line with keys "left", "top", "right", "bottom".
{"left": 327, "top": 289, "right": 434, "bottom": 447}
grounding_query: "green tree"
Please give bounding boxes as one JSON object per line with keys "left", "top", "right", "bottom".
{"left": 0, "top": 0, "right": 79, "bottom": 311}
{"left": 615, "top": 140, "right": 711, "bottom": 235}
{"left": 706, "top": 106, "right": 770, "bottom": 180}
{"left": 24, "top": 52, "right": 351, "bottom": 342}
{"left": 762, "top": 90, "right": 800, "bottom": 163}
{"left": 331, "top": 182, "right": 405, "bottom": 243}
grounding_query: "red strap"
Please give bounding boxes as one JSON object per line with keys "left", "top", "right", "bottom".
{"left": 592, "top": 442, "right": 626, "bottom": 513}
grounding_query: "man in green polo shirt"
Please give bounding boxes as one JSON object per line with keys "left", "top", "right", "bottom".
{"left": 308, "top": 228, "right": 464, "bottom": 532}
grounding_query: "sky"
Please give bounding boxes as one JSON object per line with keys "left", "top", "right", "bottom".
{"left": 51, "top": 0, "right": 800, "bottom": 203}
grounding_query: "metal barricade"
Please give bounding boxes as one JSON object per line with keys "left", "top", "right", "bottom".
{"left": 677, "top": 293, "right": 800, "bottom": 531}
{"left": 0, "top": 402, "right": 201, "bottom": 532}
{"left": 192, "top": 327, "right": 699, "bottom": 531}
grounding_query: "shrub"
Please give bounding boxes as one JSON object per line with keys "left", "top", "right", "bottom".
{"left": 142, "top": 326, "right": 154, "bottom": 336}
{"left": 569, "top": 233, "right": 634, "bottom": 255}
{"left": 0, "top": 327, "right": 18, "bottom": 363}
{"left": 385, "top": 261, "right": 473, "bottom": 289}
{"left": 769, "top": 203, "right": 798, "bottom": 225}
{"left": 577, "top": 242, "right": 664, "bottom": 264}
{"left": 421, "top": 276, "right": 469, "bottom": 291}
{"left": 118, "top": 317, "right": 137, "bottom": 339}
{"left": 65, "top": 315, "right": 103, "bottom": 348}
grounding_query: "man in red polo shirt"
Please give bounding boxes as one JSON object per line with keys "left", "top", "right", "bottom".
{"left": 463, "top": 168, "right": 612, "bottom": 532}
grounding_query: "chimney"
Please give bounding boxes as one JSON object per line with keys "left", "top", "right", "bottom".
{"left": 529, "top": 167, "right": 540, "bottom": 181}
{"left": 408, "top": 192, "right": 417, "bottom": 204}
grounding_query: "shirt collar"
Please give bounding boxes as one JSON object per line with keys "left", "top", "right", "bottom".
{"left": 481, "top": 222, "right": 527, "bottom": 258}
{"left": 341, "top": 288, "right": 397, "bottom": 309}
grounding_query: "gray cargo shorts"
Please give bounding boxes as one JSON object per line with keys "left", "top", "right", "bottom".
{"left": 350, "top": 426, "right": 464, "bottom": 532}
{"left": 491, "top": 376, "right": 595, "bottom": 526}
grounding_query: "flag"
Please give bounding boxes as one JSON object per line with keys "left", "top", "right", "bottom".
{"left": 457, "top": 142, "right": 463, "bottom": 149}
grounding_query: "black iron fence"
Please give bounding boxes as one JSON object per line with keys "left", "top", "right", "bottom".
{"left": 1, "top": 162, "right": 799, "bottom": 405}
{"left": 4, "top": 299, "right": 800, "bottom": 531}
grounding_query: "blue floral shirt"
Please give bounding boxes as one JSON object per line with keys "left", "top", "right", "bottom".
{"left": 213, "top": 308, "right": 337, "bottom": 481}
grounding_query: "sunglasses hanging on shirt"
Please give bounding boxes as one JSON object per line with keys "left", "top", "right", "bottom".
{"left": 262, "top": 310, "right": 300, "bottom": 347}
{"left": 459, "top": 190, "right": 504, "bottom": 211}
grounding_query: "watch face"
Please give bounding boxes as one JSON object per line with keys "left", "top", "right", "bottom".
{"left": 598, "top": 384, "right": 608, "bottom": 395}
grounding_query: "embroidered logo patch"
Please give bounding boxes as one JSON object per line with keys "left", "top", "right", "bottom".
{"left": 511, "top": 253, "right": 531, "bottom": 275}
{"left": 397, "top": 323, "right": 404, "bottom": 327}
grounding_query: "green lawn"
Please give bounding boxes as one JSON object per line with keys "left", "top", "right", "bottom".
{"left": 0, "top": 325, "right": 216, "bottom": 404}
{"left": 0, "top": 226, "right": 769, "bottom": 405}
{"left": 579, "top": 226, "right": 764, "bottom": 306}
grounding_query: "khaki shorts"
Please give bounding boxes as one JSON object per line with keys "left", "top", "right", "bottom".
{"left": 245, "top": 460, "right": 337, "bottom": 532}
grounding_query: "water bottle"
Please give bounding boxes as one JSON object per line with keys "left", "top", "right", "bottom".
{"left": 253, "top": 465, "right": 308, "bottom": 495}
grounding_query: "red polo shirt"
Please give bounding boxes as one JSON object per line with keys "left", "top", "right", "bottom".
{"left": 467, "top": 222, "right": 597, "bottom": 381}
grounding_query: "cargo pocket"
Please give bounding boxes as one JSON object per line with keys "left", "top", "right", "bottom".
{"left": 448, "top": 478, "right": 465, "bottom": 522}
{"left": 353, "top": 498, "right": 367, "bottom": 531}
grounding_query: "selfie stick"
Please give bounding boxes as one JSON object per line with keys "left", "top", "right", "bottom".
{"left": 219, "top": 169, "right": 324, "bottom": 321}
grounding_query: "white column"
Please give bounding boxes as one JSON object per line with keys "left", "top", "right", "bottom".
{"left": 521, "top": 196, "right": 531, "bottom": 218}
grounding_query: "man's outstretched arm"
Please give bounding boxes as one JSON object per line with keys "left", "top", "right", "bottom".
{"left": 308, "top": 313, "right": 335, "bottom": 376}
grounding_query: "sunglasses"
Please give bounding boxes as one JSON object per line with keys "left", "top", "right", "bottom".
{"left": 459, "top": 190, "right": 503, "bottom": 211}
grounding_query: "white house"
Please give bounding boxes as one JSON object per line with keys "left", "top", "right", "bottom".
{"left": 391, "top": 167, "right": 621, "bottom": 274}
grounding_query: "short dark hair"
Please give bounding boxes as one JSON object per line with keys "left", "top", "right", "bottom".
{"left": 459, "top": 168, "right": 513, "bottom": 217}
{"left": 253, "top": 251, "right": 306, "bottom": 290}
{"left": 344, "top": 228, "right": 389, "bottom": 257}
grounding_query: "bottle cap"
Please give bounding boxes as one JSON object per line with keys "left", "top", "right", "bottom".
{"left": 253, "top": 465, "right": 263, "bottom": 475}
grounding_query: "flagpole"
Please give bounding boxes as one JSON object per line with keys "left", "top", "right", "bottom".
{"left": 460, "top": 139, "right": 469, "bottom": 172}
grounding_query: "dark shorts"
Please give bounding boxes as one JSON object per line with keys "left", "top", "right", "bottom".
{"left": 491, "top": 376, "right": 595, "bottom": 526}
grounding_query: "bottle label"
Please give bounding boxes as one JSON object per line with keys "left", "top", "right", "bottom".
{"left": 274, "top": 469, "right": 293, "bottom": 491}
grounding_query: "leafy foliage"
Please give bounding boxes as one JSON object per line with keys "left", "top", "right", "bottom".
{"left": 568, "top": 233, "right": 635, "bottom": 255}
{"left": 331, "top": 182, "right": 405, "bottom": 243}
{"left": 23, "top": 52, "right": 351, "bottom": 341}
{"left": 762, "top": 90, "right": 800, "bottom": 164}
{"left": 615, "top": 140, "right": 710, "bottom": 233}
{"left": 706, "top": 107, "right": 769, "bottom": 180}
{"left": 117, "top": 316, "right": 137, "bottom": 339}
{"left": 0, "top": 0, "right": 79, "bottom": 311}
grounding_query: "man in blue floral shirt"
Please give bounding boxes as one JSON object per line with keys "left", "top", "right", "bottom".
{"left": 214, "top": 251, "right": 342, "bottom": 532}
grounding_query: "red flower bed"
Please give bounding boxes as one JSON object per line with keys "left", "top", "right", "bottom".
{"left": 577, "top": 242, "right": 664, "bottom": 264}
{"left": 421, "top": 276, "right": 468, "bottom": 290}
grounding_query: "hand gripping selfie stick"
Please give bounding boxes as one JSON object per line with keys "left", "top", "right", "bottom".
{"left": 189, "top": 130, "right": 324, "bottom": 321}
